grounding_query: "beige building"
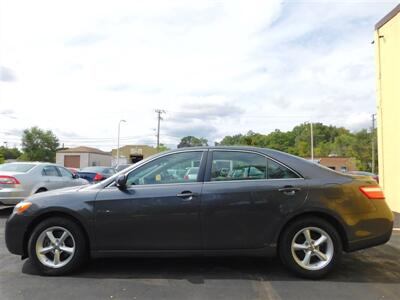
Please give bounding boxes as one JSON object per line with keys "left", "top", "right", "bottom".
{"left": 111, "top": 145, "right": 158, "bottom": 166}
{"left": 56, "top": 146, "right": 112, "bottom": 168}
{"left": 375, "top": 4, "right": 400, "bottom": 212}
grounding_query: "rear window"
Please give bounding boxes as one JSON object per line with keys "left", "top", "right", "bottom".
{"left": 0, "top": 163, "right": 36, "bottom": 173}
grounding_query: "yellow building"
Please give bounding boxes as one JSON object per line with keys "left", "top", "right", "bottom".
{"left": 111, "top": 145, "right": 158, "bottom": 165}
{"left": 375, "top": 4, "right": 400, "bottom": 212}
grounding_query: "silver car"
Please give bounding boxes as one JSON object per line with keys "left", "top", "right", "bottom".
{"left": 0, "top": 162, "right": 88, "bottom": 206}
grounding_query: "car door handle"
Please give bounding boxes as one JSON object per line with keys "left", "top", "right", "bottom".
{"left": 176, "top": 191, "right": 198, "bottom": 201}
{"left": 278, "top": 186, "right": 301, "bottom": 196}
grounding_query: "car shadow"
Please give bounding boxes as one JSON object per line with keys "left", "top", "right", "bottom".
{"left": 22, "top": 242, "right": 400, "bottom": 283}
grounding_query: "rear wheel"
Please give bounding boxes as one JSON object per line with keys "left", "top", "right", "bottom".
{"left": 28, "top": 217, "right": 87, "bottom": 275}
{"left": 279, "top": 217, "right": 342, "bottom": 279}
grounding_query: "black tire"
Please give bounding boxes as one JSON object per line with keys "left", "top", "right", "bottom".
{"left": 279, "top": 217, "right": 342, "bottom": 279}
{"left": 28, "top": 217, "right": 87, "bottom": 276}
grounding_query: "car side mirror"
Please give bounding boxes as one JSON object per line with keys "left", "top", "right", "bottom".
{"left": 115, "top": 174, "right": 127, "bottom": 190}
{"left": 72, "top": 174, "right": 79, "bottom": 179}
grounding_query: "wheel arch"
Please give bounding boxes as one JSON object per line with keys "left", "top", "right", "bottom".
{"left": 276, "top": 211, "right": 349, "bottom": 252}
{"left": 22, "top": 211, "right": 91, "bottom": 259}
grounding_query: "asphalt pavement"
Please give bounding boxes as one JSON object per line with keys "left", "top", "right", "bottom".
{"left": 1, "top": 207, "right": 400, "bottom": 300}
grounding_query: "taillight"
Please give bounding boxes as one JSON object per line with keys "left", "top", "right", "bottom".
{"left": 93, "top": 173, "right": 104, "bottom": 181}
{"left": 0, "top": 175, "right": 20, "bottom": 184}
{"left": 359, "top": 186, "right": 385, "bottom": 199}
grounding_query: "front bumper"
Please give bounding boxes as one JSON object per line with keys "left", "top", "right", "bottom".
{"left": 5, "top": 212, "right": 33, "bottom": 257}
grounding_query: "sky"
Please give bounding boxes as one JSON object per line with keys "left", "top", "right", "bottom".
{"left": 0, "top": 0, "right": 398, "bottom": 150}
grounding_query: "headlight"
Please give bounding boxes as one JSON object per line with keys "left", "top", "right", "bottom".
{"left": 14, "top": 202, "right": 32, "bottom": 214}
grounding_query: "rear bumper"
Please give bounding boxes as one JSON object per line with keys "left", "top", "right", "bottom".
{"left": 346, "top": 223, "right": 393, "bottom": 252}
{"left": 0, "top": 188, "right": 27, "bottom": 205}
{"left": 0, "top": 197, "right": 24, "bottom": 206}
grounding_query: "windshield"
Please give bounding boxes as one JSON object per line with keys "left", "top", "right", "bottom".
{"left": 0, "top": 163, "right": 36, "bottom": 172}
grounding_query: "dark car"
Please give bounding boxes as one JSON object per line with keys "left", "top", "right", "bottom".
{"left": 76, "top": 166, "right": 116, "bottom": 183}
{"left": 5, "top": 147, "right": 393, "bottom": 278}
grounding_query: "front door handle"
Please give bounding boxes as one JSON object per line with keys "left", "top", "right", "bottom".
{"left": 278, "top": 186, "right": 301, "bottom": 196}
{"left": 176, "top": 191, "right": 198, "bottom": 201}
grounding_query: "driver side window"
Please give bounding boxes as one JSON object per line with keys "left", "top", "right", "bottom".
{"left": 126, "top": 151, "right": 203, "bottom": 186}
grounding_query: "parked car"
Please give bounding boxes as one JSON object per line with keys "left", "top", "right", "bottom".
{"left": 76, "top": 166, "right": 116, "bottom": 183}
{"left": 67, "top": 167, "right": 79, "bottom": 175}
{"left": 348, "top": 171, "right": 379, "bottom": 183}
{"left": 5, "top": 147, "right": 393, "bottom": 278}
{"left": 0, "top": 162, "right": 88, "bottom": 206}
{"left": 115, "top": 164, "right": 131, "bottom": 172}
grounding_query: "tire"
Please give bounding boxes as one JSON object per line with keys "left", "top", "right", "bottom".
{"left": 279, "top": 217, "right": 342, "bottom": 279}
{"left": 28, "top": 217, "right": 87, "bottom": 276}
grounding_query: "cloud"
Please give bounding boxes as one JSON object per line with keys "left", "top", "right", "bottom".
{"left": 0, "top": 0, "right": 397, "bottom": 151}
{"left": 0, "top": 66, "right": 16, "bottom": 82}
{"left": 65, "top": 33, "right": 107, "bottom": 46}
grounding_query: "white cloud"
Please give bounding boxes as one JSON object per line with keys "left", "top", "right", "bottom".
{"left": 0, "top": 0, "right": 397, "bottom": 149}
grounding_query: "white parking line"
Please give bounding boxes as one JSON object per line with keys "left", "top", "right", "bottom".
{"left": 393, "top": 228, "right": 400, "bottom": 231}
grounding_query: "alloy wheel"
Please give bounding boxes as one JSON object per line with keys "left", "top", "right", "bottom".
{"left": 35, "top": 226, "right": 75, "bottom": 269}
{"left": 290, "top": 227, "right": 334, "bottom": 271}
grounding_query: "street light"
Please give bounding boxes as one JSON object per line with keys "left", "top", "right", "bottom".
{"left": 116, "top": 119, "right": 126, "bottom": 166}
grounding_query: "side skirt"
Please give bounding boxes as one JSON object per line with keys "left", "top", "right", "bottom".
{"left": 91, "top": 246, "right": 277, "bottom": 258}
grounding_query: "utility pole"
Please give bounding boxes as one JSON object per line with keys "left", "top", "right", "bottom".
{"left": 310, "top": 122, "right": 314, "bottom": 161}
{"left": 3, "top": 141, "right": 8, "bottom": 148}
{"left": 155, "top": 109, "right": 165, "bottom": 151}
{"left": 117, "top": 119, "right": 126, "bottom": 166}
{"left": 371, "top": 114, "right": 376, "bottom": 174}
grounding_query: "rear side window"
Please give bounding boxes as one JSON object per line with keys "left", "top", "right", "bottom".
{"left": 267, "top": 159, "right": 299, "bottom": 179}
{"left": 211, "top": 151, "right": 267, "bottom": 181}
{"left": 42, "top": 166, "right": 60, "bottom": 177}
{"left": 0, "top": 163, "right": 35, "bottom": 172}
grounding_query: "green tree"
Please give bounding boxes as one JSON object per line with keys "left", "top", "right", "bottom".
{"left": 158, "top": 143, "right": 170, "bottom": 152}
{"left": 217, "top": 122, "right": 376, "bottom": 172}
{"left": 0, "top": 146, "right": 21, "bottom": 160}
{"left": 20, "top": 127, "right": 59, "bottom": 162}
{"left": 0, "top": 153, "right": 4, "bottom": 164}
{"left": 177, "top": 136, "right": 208, "bottom": 148}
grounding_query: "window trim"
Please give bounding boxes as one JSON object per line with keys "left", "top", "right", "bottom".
{"left": 115, "top": 150, "right": 208, "bottom": 188}
{"left": 204, "top": 149, "right": 303, "bottom": 183}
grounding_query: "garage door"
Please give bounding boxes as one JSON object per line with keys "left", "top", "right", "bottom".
{"left": 64, "top": 155, "right": 80, "bottom": 168}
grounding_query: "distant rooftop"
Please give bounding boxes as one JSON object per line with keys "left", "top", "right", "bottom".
{"left": 57, "top": 146, "right": 110, "bottom": 155}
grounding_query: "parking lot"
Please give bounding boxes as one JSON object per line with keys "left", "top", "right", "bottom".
{"left": 0, "top": 207, "right": 399, "bottom": 300}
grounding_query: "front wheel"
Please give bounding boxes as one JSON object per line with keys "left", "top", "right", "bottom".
{"left": 28, "top": 217, "right": 87, "bottom": 275}
{"left": 279, "top": 217, "right": 342, "bottom": 279}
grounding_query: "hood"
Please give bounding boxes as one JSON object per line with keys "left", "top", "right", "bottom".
{"left": 27, "top": 185, "right": 87, "bottom": 202}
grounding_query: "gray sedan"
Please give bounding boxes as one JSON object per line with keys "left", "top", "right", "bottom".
{"left": 0, "top": 162, "right": 88, "bottom": 205}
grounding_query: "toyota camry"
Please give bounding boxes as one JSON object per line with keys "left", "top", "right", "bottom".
{"left": 5, "top": 147, "right": 393, "bottom": 278}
